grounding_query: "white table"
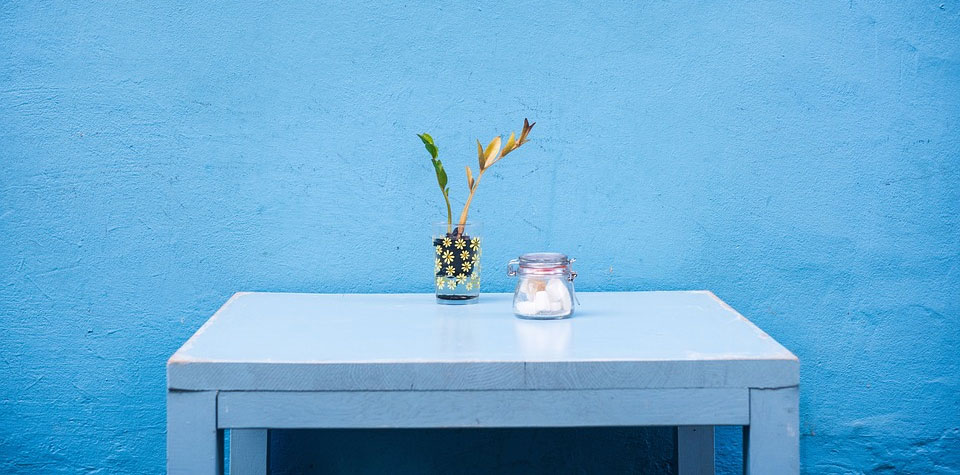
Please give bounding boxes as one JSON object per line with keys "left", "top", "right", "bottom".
{"left": 167, "top": 291, "right": 799, "bottom": 474}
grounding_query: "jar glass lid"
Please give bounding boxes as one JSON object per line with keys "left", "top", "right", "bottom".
{"left": 518, "top": 252, "right": 572, "bottom": 268}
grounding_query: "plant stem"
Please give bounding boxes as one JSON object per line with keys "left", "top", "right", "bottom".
{"left": 456, "top": 170, "right": 484, "bottom": 235}
{"left": 444, "top": 190, "right": 452, "bottom": 234}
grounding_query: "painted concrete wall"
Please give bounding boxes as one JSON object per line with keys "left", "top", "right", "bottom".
{"left": 2, "top": 1, "right": 958, "bottom": 473}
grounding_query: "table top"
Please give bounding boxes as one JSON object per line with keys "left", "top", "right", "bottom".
{"left": 168, "top": 291, "right": 798, "bottom": 391}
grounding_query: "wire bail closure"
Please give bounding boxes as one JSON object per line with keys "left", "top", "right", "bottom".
{"left": 506, "top": 258, "right": 520, "bottom": 277}
{"left": 506, "top": 255, "right": 576, "bottom": 279}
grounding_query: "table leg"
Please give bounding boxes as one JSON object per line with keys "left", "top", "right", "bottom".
{"left": 677, "top": 425, "right": 714, "bottom": 475}
{"left": 230, "top": 429, "right": 269, "bottom": 475}
{"left": 167, "top": 390, "right": 222, "bottom": 475}
{"left": 745, "top": 387, "right": 799, "bottom": 474}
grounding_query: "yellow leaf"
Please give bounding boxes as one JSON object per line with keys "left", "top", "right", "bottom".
{"left": 477, "top": 140, "right": 485, "bottom": 170}
{"left": 500, "top": 131, "right": 517, "bottom": 158}
{"left": 483, "top": 136, "right": 502, "bottom": 168}
{"left": 466, "top": 166, "right": 474, "bottom": 190}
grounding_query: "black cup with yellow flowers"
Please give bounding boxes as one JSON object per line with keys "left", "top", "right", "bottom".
{"left": 433, "top": 222, "right": 481, "bottom": 304}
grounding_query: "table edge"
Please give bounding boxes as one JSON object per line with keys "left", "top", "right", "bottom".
{"left": 170, "top": 290, "right": 800, "bottom": 363}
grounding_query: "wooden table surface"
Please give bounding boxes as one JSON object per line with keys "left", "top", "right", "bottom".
{"left": 168, "top": 291, "right": 797, "bottom": 390}
{"left": 167, "top": 291, "right": 799, "bottom": 475}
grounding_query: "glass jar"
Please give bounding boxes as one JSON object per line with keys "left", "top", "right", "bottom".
{"left": 433, "top": 222, "right": 481, "bottom": 304}
{"left": 507, "top": 252, "right": 577, "bottom": 319}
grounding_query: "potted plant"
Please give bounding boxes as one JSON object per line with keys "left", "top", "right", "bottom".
{"left": 418, "top": 119, "right": 535, "bottom": 304}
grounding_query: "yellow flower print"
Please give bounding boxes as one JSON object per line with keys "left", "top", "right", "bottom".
{"left": 460, "top": 250, "right": 470, "bottom": 261}
{"left": 445, "top": 265, "right": 456, "bottom": 277}
{"left": 442, "top": 237, "right": 452, "bottom": 248}
{"left": 435, "top": 245, "right": 443, "bottom": 255}
{"left": 436, "top": 276, "right": 445, "bottom": 289}
{"left": 435, "top": 258, "right": 442, "bottom": 273}
{"left": 461, "top": 261, "right": 472, "bottom": 273}
{"left": 465, "top": 282, "right": 474, "bottom": 291}
{"left": 454, "top": 238, "right": 466, "bottom": 250}
{"left": 455, "top": 273, "right": 467, "bottom": 285}
{"left": 471, "top": 253, "right": 478, "bottom": 262}
{"left": 446, "top": 279, "right": 457, "bottom": 290}
{"left": 441, "top": 250, "right": 455, "bottom": 264}
{"left": 470, "top": 238, "right": 480, "bottom": 250}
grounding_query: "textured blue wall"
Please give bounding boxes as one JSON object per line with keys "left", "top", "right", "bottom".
{"left": 2, "top": 1, "right": 958, "bottom": 473}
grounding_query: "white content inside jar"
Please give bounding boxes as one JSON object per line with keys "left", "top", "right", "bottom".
{"left": 514, "top": 276, "right": 572, "bottom": 317}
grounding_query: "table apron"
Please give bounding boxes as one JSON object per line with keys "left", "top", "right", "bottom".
{"left": 216, "top": 388, "right": 749, "bottom": 429}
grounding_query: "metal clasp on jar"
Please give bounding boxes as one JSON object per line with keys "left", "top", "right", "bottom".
{"left": 507, "top": 258, "right": 521, "bottom": 276}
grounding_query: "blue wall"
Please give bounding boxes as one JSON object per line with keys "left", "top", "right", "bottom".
{"left": 2, "top": 1, "right": 958, "bottom": 473}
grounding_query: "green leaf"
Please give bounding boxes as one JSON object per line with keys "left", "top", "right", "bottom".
{"left": 433, "top": 159, "right": 448, "bottom": 189}
{"left": 417, "top": 133, "right": 438, "bottom": 159}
